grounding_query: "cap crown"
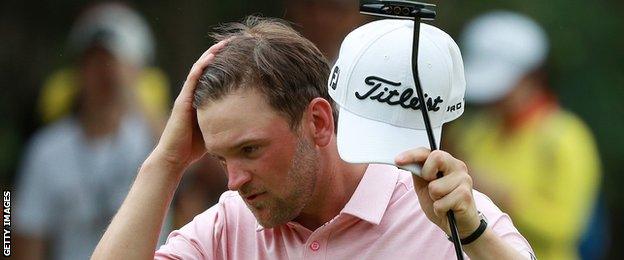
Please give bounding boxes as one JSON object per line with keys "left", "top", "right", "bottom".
{"left": 329, "top": 19, "right": 466, "bottom": 130}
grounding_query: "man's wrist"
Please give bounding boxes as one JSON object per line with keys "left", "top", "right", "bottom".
{"left": 142, "top": 149, "right": 187, "bottom": 177}
{"left": 460, "top": 218, "right": 488, "bottom": 245}
{"left": 144, "top": 146, "right": 189, "bottom": 172}
{"left": 448, "top": 211, "right": 487, "bottom": 245}
{"left": 461, "top": 226, "right": 493, "bottom": 249}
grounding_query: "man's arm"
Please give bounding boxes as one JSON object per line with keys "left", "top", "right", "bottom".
{"left": 395, "top": 148, "right": 530, "bottom": 260}
{"left": 92, "top": 40, "right": 228, "bottom": 259}
{"left": 461, "top": 227, "right": 530, "bottom": 259}
{"left": 92, "top": 155, "right": 183, "bottom": 259}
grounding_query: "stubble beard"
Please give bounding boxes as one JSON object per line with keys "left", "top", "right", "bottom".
{"left": 250, "top": 137, "right": 319, "bottom": 228}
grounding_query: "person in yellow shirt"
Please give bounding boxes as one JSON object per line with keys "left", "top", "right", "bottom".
{"left": 38, "top": 66, "right": 169, "bottom": 132}
{"left": 447, "top": 11, "right": 602, "bottom": 260}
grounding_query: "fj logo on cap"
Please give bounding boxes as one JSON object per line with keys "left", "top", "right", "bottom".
{"left": 330, "top": 66, "right": 340, "bottom": 90}
{"left": 355, "top": 76, "right": 443, "bottom": 111}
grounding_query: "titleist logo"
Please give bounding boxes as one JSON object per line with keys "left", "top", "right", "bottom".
{"left": 355, "top": 76, "right": 443, "bottom": 111}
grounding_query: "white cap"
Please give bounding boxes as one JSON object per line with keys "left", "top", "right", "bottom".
{"left": 461, "top": 11, "right": 548, "bottom": 104}
{"left": 69, "top": 3, "right": 155, "bottom": 67}
{"left": 329, "top": 19, "right": 466, "bottom": 173}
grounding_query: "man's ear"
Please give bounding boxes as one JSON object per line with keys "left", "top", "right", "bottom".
{"left": 305, "top": 98, "right": 335, "bottom": 147}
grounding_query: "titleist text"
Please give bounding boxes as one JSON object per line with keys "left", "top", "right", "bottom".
{"left": 355, "top": 76, "right": 443, "bottom": 111}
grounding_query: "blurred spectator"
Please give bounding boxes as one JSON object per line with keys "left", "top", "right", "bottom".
{"left": 446, "top": 11, "right": 604, "bottom": 260}
{"left": 13, "top": 3, "right": 170, "bottom": 259}
{"left": 284, "top": 0, "right": 367, "bottom": 62}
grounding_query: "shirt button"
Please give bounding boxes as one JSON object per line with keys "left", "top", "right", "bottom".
{"left": 310, "top": 241, "right": 320, "bottom": 251}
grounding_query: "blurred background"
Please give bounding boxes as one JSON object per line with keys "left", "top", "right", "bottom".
{"left": 0, "top": 0, "right": 622, "bottom": 259}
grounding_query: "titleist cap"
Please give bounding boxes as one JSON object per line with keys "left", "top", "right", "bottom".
{"left": 328, "top": 19, "right": 466, "bottom": 172}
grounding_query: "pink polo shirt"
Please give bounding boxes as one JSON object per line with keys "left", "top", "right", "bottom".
{"left": 155, "top": 164, "right": 534, "bottom": 259}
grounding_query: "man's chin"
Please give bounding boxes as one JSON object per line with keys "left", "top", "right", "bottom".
{"left": 249, "top": 206, "right": 298, "bottom": 228}
{"left": 250, "top": 209, "right": 280, "bottom": 228}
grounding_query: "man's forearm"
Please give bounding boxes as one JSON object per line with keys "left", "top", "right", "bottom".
{"left": 462, "top": 228, "right": 529, "bottom": 260}
{"left": 92, "top": 153, "right": 184, "bottom": 259}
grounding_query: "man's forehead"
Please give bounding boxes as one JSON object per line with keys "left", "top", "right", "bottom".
{"left": 196, "top": 88, "right": 291, "bottom": 153}
{"left": 203, "top": 129, "right": 267, "bottom": 155}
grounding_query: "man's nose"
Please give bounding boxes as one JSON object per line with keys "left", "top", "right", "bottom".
{"left": 226, "top": 161, "right": 252, "bottom": 191}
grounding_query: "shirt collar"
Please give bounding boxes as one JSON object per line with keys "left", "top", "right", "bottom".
{"left": 256, "top": 164, "right": 399, "bottom": 231}
{"left": 340, "top": 164, "right": 399, "bottom": 225}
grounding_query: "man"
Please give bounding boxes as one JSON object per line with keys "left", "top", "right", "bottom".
{"left": 13, "top": 3, "right": 170, "bottom": 260}
{"left": 93, "top": 17, "right": 534, "bottom": 259}
{"left": 161, "top": 0, "right": 364, "bottom": 228}
{"left": 447, "top": 11, "right": 602, "bottom": 260}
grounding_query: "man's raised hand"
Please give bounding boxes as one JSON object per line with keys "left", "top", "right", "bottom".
{"left": 395, "top": 148, "right": 481, "bottom": 238}
{"left": 152, "top": 40, "right": 228, "bottom": 172}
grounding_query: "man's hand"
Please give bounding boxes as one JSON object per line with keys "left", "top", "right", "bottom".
{"left": 395, "top": 148, "right": 480, "bottom": 238}
{"left": 92, "top": 41, "right": 228, "bottom": 260}
{"left": 152, "top": 40, "right": 228, "bottom": 171}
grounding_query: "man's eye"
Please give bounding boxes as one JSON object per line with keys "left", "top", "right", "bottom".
{"left": 241, "top": 145, "right": 259, "bottom": 155}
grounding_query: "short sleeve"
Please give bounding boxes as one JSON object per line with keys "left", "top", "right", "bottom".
{"left": 474, "top": 190, "right": 536, "bottom": 259}
{"left": 154, "top": 203, "right": 227, "bottom": 260}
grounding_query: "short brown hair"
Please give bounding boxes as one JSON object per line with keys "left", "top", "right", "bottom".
{"left": 193, "top": 16, "right": 337, "bottom": 130}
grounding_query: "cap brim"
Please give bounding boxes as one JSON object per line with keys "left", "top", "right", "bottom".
{"left": 336, "top": 107, "right": 442, "bottom": 172}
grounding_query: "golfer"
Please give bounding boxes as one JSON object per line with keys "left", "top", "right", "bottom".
{"left": 93, "top": 17, "right": 535, "bottom": 259}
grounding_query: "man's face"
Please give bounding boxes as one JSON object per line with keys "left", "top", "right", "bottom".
{"left": 79, "top": 45, "right": 138, "bottom": 103}
{"left": 197, "top": 88, "right": 319, "bottom": 228}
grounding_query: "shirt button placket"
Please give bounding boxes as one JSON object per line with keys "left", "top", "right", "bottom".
{"left": 309, "top": 241, "right": 320, "bottom": 251}
{"left": 303, "top": 238, "right": 326, "bottom": 259}
{"left": 303, "top": 221, "right": 335, "bottom": 259}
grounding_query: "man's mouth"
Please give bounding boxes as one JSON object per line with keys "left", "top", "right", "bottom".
{"left": 245, "top": 192, "right": 266, "bottom": 202}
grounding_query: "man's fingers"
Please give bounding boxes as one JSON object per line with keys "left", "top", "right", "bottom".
{"left": 421, "top": 150, "right": 459, "bottom": 181}
{"left": 431, "top": 182, "right": 473, "bottom": 218}
{"left": 427, "top": 171, "right": 467, "bottom": 200}
{"left": 190, "top": 39, "right": 229, "bottom": 74}
{"left": 395, "top": 149, "right": 463, "bottom": 182}
{"left": 207, "top": 39, "right": 229, "bottom": 54}
{"left": 174, "top": 47, "right": 221, "bottom": 108}
{"left": 411, "top": 174, "right": 430, "bottom": 191}
{"left": 183, "top": 53, "right": 216, "bottom": 92}
{"left": 191, "top": 39, "right": 229, "bottom": 73}
{"left": 394, "top": 147, "right": 431, "bottom": 166}
{"left": 183, "top": 39, "right": 230, "bottom": 90}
